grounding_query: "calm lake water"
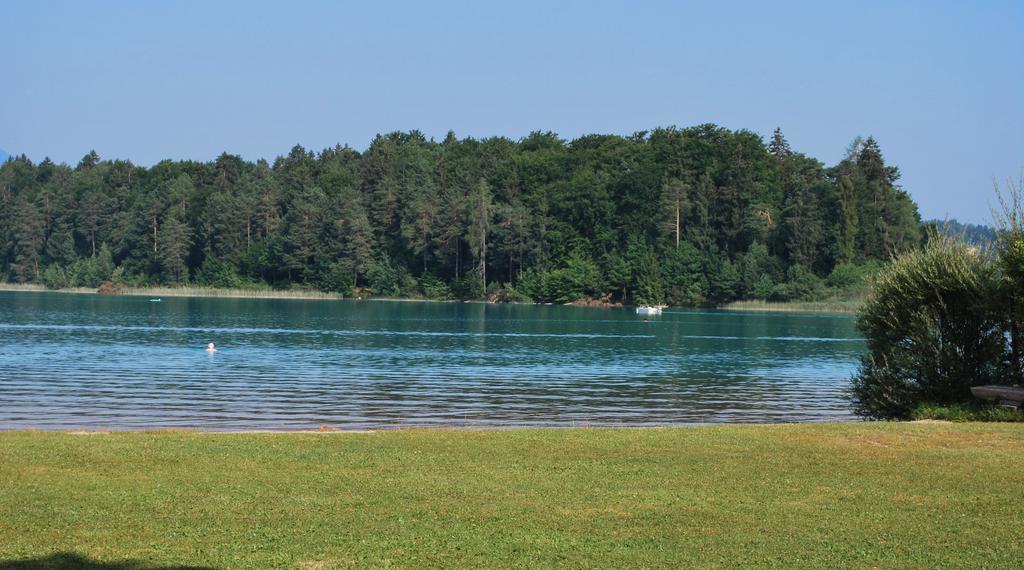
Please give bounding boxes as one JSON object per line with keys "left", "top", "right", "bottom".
{"left": 0, "top": 291, "right": 864, "bottom": 430}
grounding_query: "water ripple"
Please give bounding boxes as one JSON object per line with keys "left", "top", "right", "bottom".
{"left": 0, "top": 292, "right": 863, "bottom": 430}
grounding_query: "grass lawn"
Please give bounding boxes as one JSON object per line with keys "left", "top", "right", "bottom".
{"left": 1, "top": 423, "right": 1022, "bottom": 569}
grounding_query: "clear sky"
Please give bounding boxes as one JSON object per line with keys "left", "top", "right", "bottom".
{"left": 1, "top": 0, "right": 1020, "bottom": 224}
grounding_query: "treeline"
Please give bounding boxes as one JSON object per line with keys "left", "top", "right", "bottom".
{"left": 0, "top": 125, "right": 921, "bottom": 305}
{"left": 925, "top": 219, "right": 997, "bottom": 248}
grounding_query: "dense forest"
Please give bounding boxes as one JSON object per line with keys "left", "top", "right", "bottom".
{"left": 0, "top": 126, "right": 922, "bottom": 305}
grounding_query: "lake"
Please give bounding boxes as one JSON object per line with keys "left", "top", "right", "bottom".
{"left": 0, "top": 291, "right": 864, "bottom": 430}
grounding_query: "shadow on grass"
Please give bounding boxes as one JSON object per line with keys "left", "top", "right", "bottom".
{"left": 0, "top": 553, "right": 216, "bottom": 570}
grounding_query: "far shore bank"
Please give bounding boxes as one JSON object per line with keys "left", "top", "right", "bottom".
{"left": 0, "top": 282, "right": 861, "bottom": 314}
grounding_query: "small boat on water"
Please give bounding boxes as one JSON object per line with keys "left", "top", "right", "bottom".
{"left": 635, "top": 306, "right": 663, "bottom": 316}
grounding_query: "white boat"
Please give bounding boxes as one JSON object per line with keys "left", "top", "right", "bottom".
{"left": 636, "top": 306, "right": 663, "bottom": 316}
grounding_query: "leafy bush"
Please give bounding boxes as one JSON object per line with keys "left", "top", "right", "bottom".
{"left": 851, "top": 238, "right": 1009, "bottom": 419}
{"left": 513, "top": 268, "right": 547, "bottom": 302}
{"left": 750, "top": 275, "right": 775, "bottom": 300}
{"left": 195, "top": 257, "right": 246, "bottom": 289}
{"left": 39, "top": 246, "right": 118, "bottom": 290}
{"left": 311, "top": 262, "right": 353, "bottom": 295}
{"left": 40, "top": 265, "right": 71, "bottom": 289}
{"left": 500, "top": 283, "right": 533, "bottom": 303}
{"left": 450, "top": 271, "right": 485, "bottom": 300}
{"left": 513, "top": 251, "right": 604, "bottom": 304}
{"left": 366, "top": 256, "right": 417, "bottom": 297}
{"left": 549, "top": 256, "right": 603, "bottom": 303}
{"left": 419, "top": 273, "right": 453, "bottom": 300}
{"left": 771, "top": 265, "right": 826, "bottom": 302}
{"left": 826, "top": 261, "right": 881, "bottom": 291}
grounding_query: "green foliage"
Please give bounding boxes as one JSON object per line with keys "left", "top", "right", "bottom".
{"left": 365, "top": 255, "right": 416, "bottom": 297}
{"left": 851, "top": 238, "right": 1009, "bottom": 419}
{"left": 826, "top": 261, "right": 880, "bottom": 291}
{"left": 418, "top": 273, "right": 453, "bottom": 300}
{"left": 513, "top": 268, "right": 549, "bottom": 303}
{"left": 705, "top": 255, "right": 739, "bottom": 304}
{"left": 39, "top": 245, "right": 117, "bottom": 289}
{"left": 451, "top": 271, "right": 485, "bottom": 300}
{"left": 662, "top": 242, "right": 707, "bottom": 306}
{"left": 547, "top": 250, "right": 603, "bottom": 303}
{"left": 910, "top": 402, "right": 1024, "bottom": 422}
{"left": 0, "top": 127, "right": 924, "bottom": 305}
{"left": 195, "top": 256, "right": 267, "bottom": 290}
{"left": 40, "top": 264, "right": 71, "bottom": 289}
{"left": 751, "top": 275, "right": 775, "bottom": 300}
{"left": 770, "top": 265, "right": 826, "bottom": 302}
{"left": 738, "top": 242, "right": 782, "bottom": 298}
{"left": 500, "top": 283, "right": 534, "bottom": 303}
{"left": 633, "top": 252, "right": 664, "bottom": 306}
{"left": 992, "top": 176, "right": 1024, "bottom": 383}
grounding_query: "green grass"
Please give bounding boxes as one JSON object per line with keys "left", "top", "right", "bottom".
{"left": 911, "top": 402, "right": 1024, "bottom": 422}
{"left": 2, "top": 423, "right": 1023, "bottom": 568}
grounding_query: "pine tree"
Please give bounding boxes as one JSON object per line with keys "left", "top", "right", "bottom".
{"left": 661, "top": 178, "right": 689, "bottom": 248}
{"left": 156, "top": 208, "right": 192, "bottom": 283}
{"left": 44, "top": 216, "right": 77, "bottom": 265}
{"left": 768, "top": 127, "right": 791, "bottom": 158}
{"left": 11, "top": 197, "right": 45, "bottom": 282}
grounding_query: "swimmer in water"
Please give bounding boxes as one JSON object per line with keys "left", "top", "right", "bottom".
{"left": 206, "top": 342, "right": 217, "bottom": 353}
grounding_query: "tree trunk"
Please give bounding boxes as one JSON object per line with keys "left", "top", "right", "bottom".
{"left": 675, "top": 203, "right": 680, "bottom": 248}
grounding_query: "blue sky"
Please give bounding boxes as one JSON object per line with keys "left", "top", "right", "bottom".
{"left": 1, "top": 0, "right": 1021, "bottom": 223}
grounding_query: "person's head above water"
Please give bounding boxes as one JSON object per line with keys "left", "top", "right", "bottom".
{"left": 206, "top": 342, "right": 217, "bottom": 352}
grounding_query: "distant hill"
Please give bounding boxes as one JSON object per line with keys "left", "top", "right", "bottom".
{"left": 925, "top": 219, "right": 997, "bottom": 246}
{"left": 0, "top": 149, "right": 9, "bottom": 163}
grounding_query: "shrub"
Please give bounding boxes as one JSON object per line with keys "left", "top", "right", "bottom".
{"left": 826, "top": 261, "right": 881, "bottom": 291}
{"left": 450, "top": 271, "right": 485, "bottom": 300}
{"left": 311, "top": 262, "right": 353, "bottom": 295}
{"left": 419, "top": 273, "right": 453, "bottom": 300}
{"left": 851, "top": 238, "right": 1009, "bottom": 419}
{"left": 195, "top": 258, "right": 245, "bottom": 289}
{"left": 366, "top": 256, "right": 417, "bottom": 297}
{"left": 512, "top": 268, "right": 546, "bottom": 302}
{"left": 41, "top": 265, "right": 71, "bottom": 289}
{"left": 771, "top": 265, "right": 826, "bottom": 302}
{"left": 501, "top": 283, "right": 533, "bottom": 303}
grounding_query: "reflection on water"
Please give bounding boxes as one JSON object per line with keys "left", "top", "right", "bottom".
{"left": 0, "top": 292, "right": 863, "bottom": 430}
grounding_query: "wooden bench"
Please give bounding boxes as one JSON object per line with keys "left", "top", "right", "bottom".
{"left": 970, "top": 385, "right": 1024, "bottom": 411}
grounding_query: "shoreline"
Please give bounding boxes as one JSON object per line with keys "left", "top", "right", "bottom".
{"left": 0, "top": 282, "right": 860, "bottom": 314}
{"left": 719, "top": 299, "right": 862, "bottom": 314}
{"left": 2, "top": 420, "right": 969, "bottom": 434}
